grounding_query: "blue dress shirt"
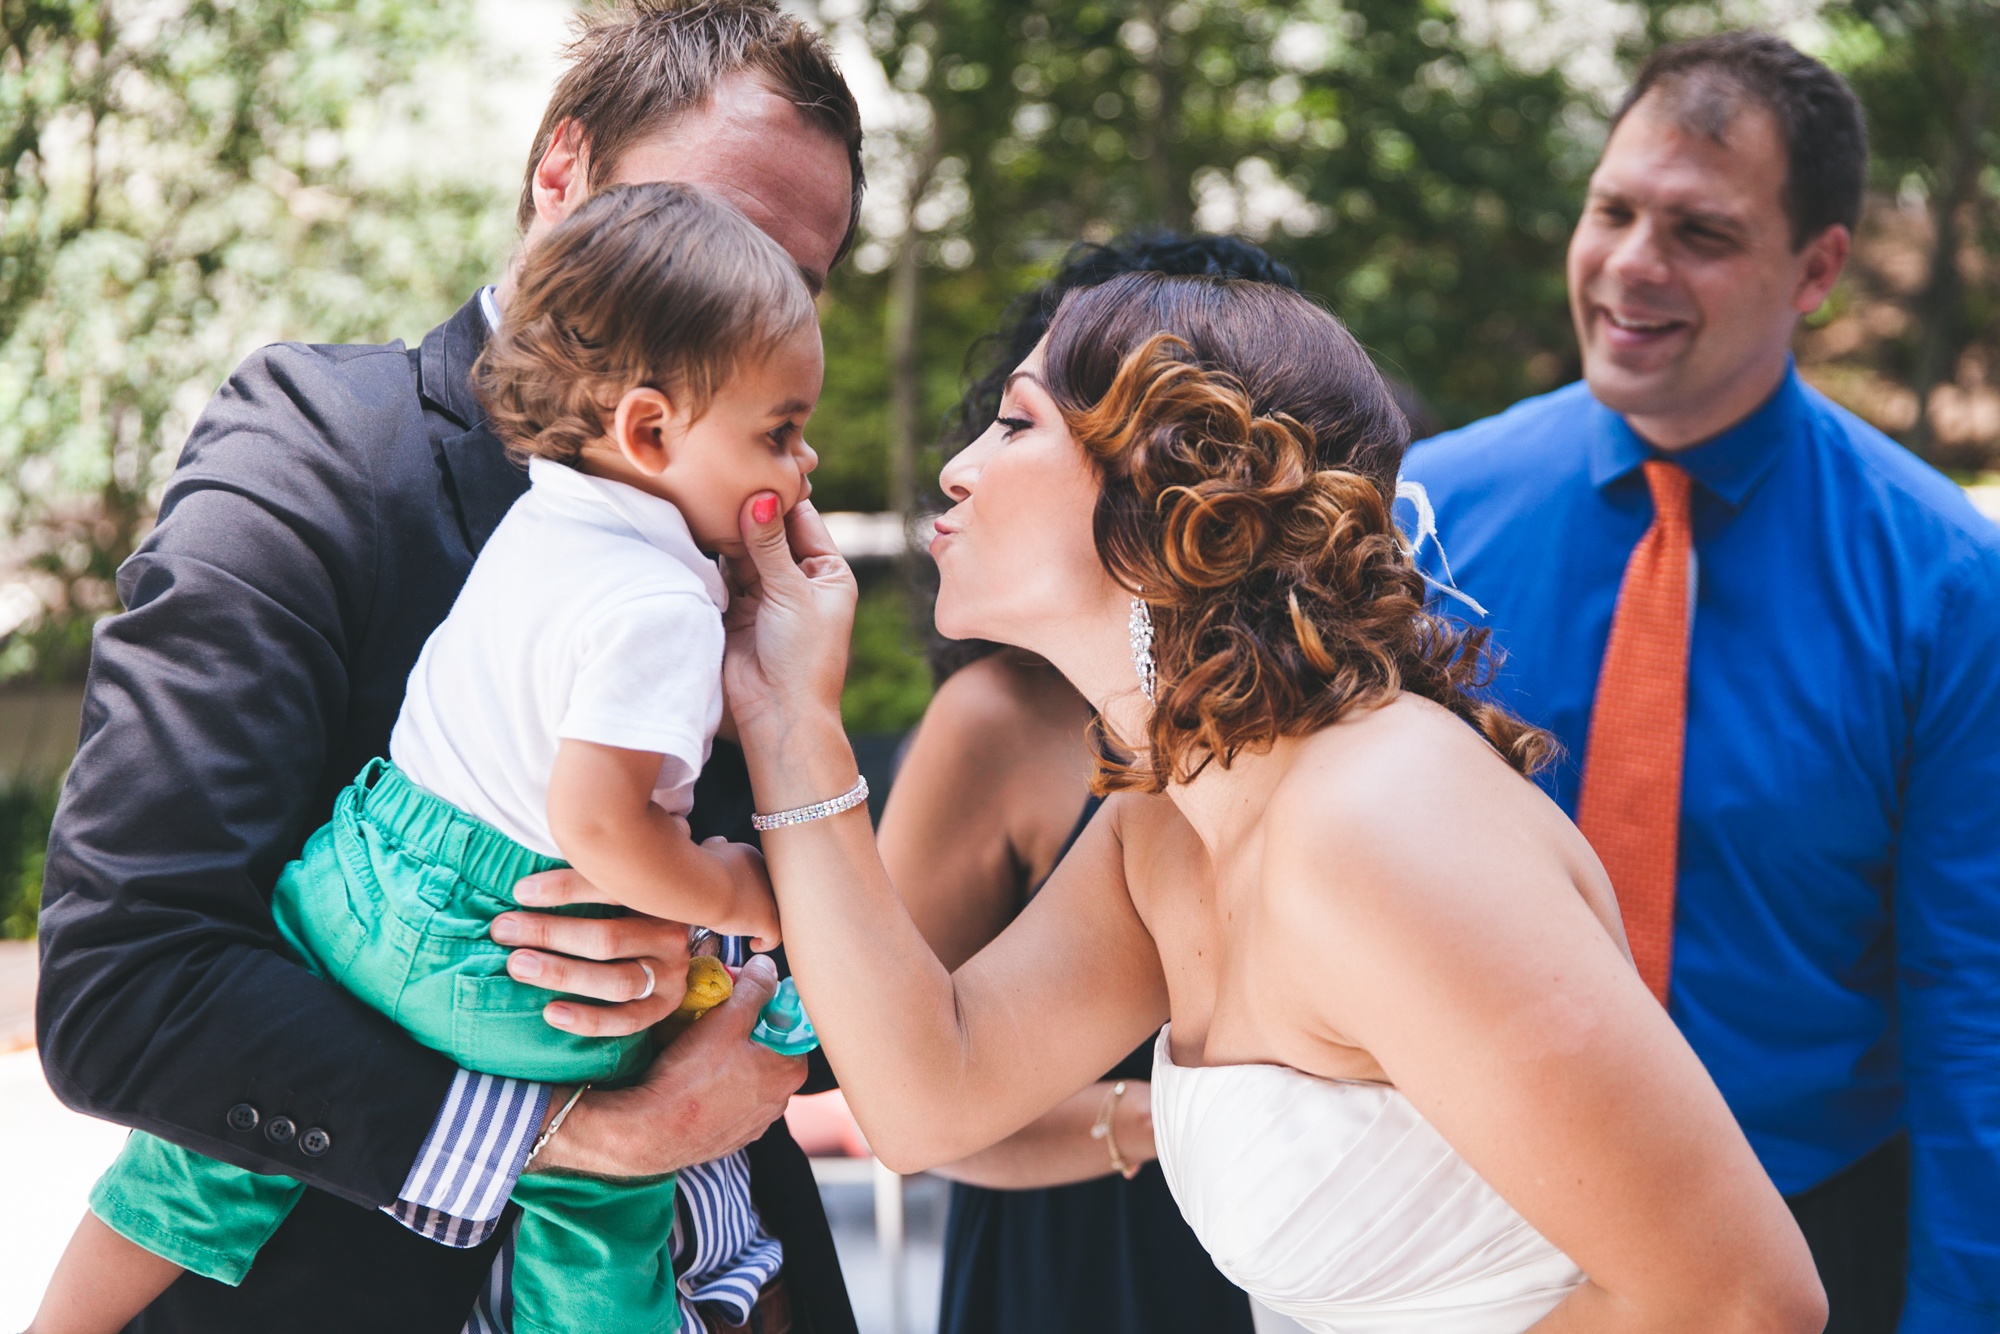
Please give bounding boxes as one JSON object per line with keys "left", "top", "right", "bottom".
{"left": 1402, "top": 365, "right": 2000, "bottom": 1332}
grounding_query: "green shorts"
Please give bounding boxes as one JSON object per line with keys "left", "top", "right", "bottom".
{"left": 91, "top": 760, "right": 677, "bottom": 1334}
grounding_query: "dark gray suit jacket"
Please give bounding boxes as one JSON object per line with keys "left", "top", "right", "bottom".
{"left": 37, "top": 293, "right": 852, "bottom": 1333}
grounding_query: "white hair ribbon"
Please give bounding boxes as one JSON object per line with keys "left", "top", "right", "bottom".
{"left": 1394, "top": 478, "right": 1488, "bottom": 619}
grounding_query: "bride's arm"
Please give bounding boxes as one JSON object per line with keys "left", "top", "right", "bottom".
{"left": 768, "top": 765, "right": 1165, "bottom": 1172}
{"left": 1263, "top": 722, "right": 1825, "bottom": 1334}
{"left": 881, "top": 660, "right": 1157, "bottom": 1189}
{"left": 721, "top": 495, "right": 1168, "bottom": 1172}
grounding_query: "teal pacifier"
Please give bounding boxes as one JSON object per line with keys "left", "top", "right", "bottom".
{"left": 751, "top": 976, "right": 819, "bottom": 1056}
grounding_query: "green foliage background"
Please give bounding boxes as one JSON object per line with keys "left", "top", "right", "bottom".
{"left": 1809, "top": 0, "right": 2000, "bottom": 469}
{"left": 0, "top": 778, "right": 59, "bottom": 938}
{"left": 806, "top": 0, "right": 1595, "bottom": 514}
{"left": 0, "top": 0, "right": 513, "bottom": 684}
{"left": 840, "top": 573, "right": 938, "bottom": 734}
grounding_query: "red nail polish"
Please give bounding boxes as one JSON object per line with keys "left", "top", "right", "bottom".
{"left": 751, "top": 494, "right": 779, "bottom": 524}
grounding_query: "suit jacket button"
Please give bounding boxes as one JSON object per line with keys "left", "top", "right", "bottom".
{"left": 300, "top": 1127, "right": 331, "bottom": 1158}
{"left": 265, "top": 1116, "right": 297, "bottom": 1146}
{"left": 227, "top": 1103, "right": 260, "bottom": 1132}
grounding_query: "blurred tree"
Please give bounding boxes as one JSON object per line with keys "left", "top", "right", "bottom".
{"left": 840, "top": 575, "right": 936, "bottom": 734}
{"left": 1238, "top": 0, "right": 1588, "bottom": 422}
{"left": 0, "top": 775, "right": 58, "bottom": 937}
{"left": 804, "top": 0, "right": 1605, "bottom": 732}
{"left": 0, "top": 0, "right": 512, "bottom": 683}
{"left": 1816, "top": 0, "right": 1999, "bottom": 468}
{"left": 806, "top": 0, "right": 1594, "bottom": 522}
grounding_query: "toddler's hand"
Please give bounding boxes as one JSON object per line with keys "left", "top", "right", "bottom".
{"left": 701, "top": 836, "right": 781, "bottom": 951}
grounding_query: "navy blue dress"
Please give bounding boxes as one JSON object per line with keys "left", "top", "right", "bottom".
{"left": 936, "top": 799, "right": 1254, "bottom": 1334}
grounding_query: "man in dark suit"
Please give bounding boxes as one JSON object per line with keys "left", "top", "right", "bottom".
{"left": 35, "top": 4, "right": 863, "bottom": 1331}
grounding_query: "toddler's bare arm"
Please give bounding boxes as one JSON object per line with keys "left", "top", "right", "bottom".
{"left": 547, "top": 738, "right": 780, "bottom": 949}
{"left": 30, "top": 1211, "right": 184, "bottom": 1334}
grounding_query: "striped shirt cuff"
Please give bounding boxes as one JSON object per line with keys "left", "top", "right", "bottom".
{"left": 674, "top": 1148, "right": 785, "bottom": 1326}
{"left": 385, "top": 1069, "right": 551, "bottom": 1248}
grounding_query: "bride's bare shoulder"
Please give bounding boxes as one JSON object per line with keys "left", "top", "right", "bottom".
{"left": 1259, "top": 693, "right": 1632, "bottom": 998}
{"left": 1265, "top": 693, "right": 1574, "bottom": 878}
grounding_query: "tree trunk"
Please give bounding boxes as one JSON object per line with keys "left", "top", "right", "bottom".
{"left": 884, "top": 128, "right": 939, "bottom": 521}
{"left": 1138, "top": 0, "right": 1188, "bottom": 232}
{"left": 1908, "top": 13, "right": 1997, "bottom": 461}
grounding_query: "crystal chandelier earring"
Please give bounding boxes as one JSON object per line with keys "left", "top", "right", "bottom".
{"left": 1128, "top": 596, "right": 1156, "bottom": 702}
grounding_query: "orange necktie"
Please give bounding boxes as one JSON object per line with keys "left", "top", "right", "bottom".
{"left": 1577, "top": 460, "right": 1693, "bottom": 1005}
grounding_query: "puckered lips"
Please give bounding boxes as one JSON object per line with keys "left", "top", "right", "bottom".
{"left": 928, "top": 511, "right": 960, "bottom": 560}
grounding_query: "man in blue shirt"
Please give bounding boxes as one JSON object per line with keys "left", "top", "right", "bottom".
{"left": 1403, "top": 32, "right": 2000, "bottom": 1334}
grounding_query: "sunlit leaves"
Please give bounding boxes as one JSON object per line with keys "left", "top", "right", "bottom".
{"left": 0, "top": 0, "right": 506, "bottom": 679}
{"left": 808, "top": 0, "right": 1591, "bottom": 494}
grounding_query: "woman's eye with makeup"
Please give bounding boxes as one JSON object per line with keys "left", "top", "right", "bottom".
{"left": 996, "top": 415, "right": 1032, "bottom": 437}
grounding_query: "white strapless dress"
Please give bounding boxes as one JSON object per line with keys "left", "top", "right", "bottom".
{"left": 1151, "top": 1027, "right": 1585, "bottom": 1334}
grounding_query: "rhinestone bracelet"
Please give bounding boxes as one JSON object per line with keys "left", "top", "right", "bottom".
{"left": 751, "top": 775, "right": 870, "bottom": 832}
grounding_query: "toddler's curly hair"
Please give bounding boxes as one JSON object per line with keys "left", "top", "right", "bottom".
{"left": 1041, "top": 272, "right": 1552, "bottom": 792}
{"left": 476, "top": 181, "right": 816, "bottom": 466}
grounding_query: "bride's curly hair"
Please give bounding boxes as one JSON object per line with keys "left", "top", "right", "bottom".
{"left": 1042, "top": 272, "right": 1551, "bottom": 792}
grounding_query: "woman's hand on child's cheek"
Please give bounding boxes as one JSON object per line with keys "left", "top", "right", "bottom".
{"left": 721, "top": 494, "right": 856, "bottom": 751}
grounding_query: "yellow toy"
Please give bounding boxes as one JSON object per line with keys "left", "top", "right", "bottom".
{"left": 674, "top": 953, "right": 734, "bottom": 1017}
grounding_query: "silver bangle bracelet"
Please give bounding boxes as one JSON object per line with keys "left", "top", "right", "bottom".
{"left": 751, "top": 775, "right": 869, "bottom": 831}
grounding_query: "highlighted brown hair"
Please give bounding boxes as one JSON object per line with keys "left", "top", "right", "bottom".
{"left": 475, "top": 182, "right": 815, "bottom": 466}
{"left": 1041, "top": 273, "right": 1551, "bottom": 792}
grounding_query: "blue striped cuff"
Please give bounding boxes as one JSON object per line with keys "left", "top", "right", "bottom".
{"left": 675, "top": 1148, "right": 784, "bottom": 1325}
{"left": 384, "top": 1070, "right": 550, "bottom": 1248}
{"left": 680, "top": 1234, "right": 783, "bottom": 1328}
{"left": 462, "top": 1219, "right": 517, "bottom": 1334}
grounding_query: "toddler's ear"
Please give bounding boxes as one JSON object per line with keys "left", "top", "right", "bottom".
{"left": 612, "top": 386, "right": 678, "bottom": 476}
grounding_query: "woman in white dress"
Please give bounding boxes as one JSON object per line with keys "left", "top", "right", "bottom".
{"left": 714, "top": 271, "right": 1824, "bottom": 1332}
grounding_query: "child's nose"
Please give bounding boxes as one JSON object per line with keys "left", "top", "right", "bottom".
{"left": 796, "top": 439, "right": 819, "bottom": 474}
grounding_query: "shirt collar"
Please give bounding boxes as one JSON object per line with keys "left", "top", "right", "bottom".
{"left": 478, "top": 285, "right": 502, "bottom": 334}
{"left": 416, "top": 290, "right": 495, "bottom": 431}
{"left": 526, "top": 457, "right": 730, "bottom": 610}
{"left": 1588, "top": 360, "right": 1806, "bottom": 509}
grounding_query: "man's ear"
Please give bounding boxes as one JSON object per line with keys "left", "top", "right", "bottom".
{"left": 612, "top": 388, "right": 678, "bottom": 477}
{"left": 531, "top": 120, "right": 592, "bottom": 229}
{"left": 1793, "top": 223, "right": 1850, "bottom": 315}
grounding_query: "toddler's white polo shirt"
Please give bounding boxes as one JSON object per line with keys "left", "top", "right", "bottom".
{"left": 391, "top": 457, "right": 727, "bottom": 859}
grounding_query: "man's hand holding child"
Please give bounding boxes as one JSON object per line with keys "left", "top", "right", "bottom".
{"left": 525, "top": 952, "right": 807, "bottom": 1180}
